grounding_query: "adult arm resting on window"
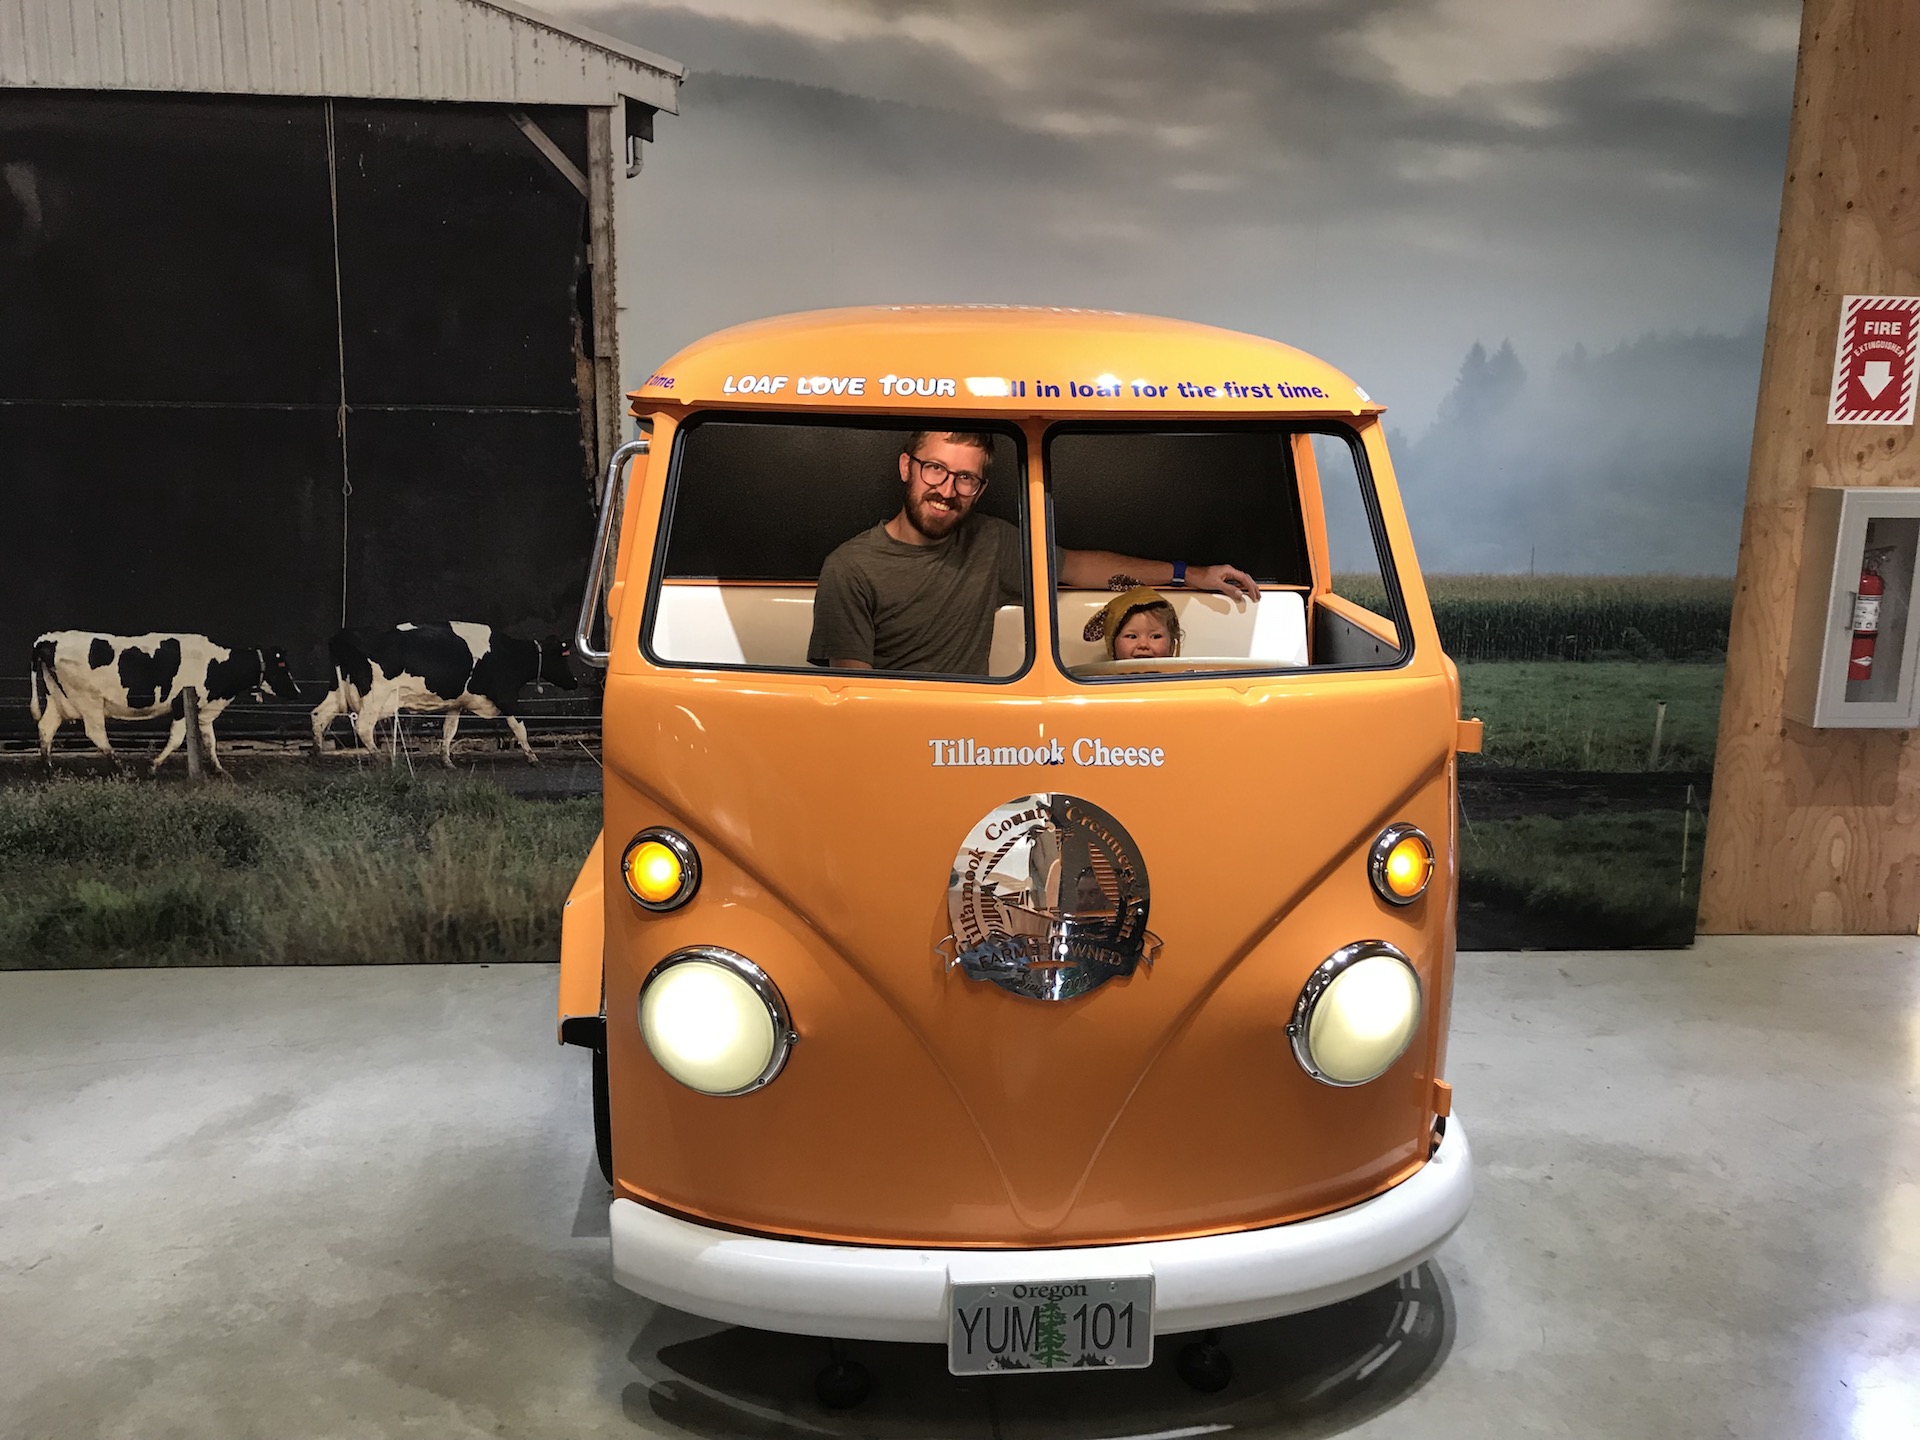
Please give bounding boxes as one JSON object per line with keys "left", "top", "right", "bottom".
{"left": 1057, "top": 549, "right": 1261, "bottom": 600}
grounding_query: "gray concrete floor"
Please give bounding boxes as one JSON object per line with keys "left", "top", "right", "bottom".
{"left": 3, "top": 939, "right": 1917, "bottom": 1439}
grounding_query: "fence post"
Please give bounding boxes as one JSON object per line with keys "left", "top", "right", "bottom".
{"left": 182, "top": 687, "right": 204, "bottom": 780}
{"left": 1648, "top": 701, "right": 1667, "bottom": 771}
{"left": 1680, "top": 783, "right": 1695, "bottom": 895}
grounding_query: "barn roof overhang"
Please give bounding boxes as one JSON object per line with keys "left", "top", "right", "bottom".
{"left": 0, "top": 0, "right": 683, "bottom": 113}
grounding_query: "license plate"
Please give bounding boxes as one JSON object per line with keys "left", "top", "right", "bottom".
{"left": 947, "top": 1277, "right": 1154, "bottom": 1374}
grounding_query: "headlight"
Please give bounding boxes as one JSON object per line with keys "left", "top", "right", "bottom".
{"left": 1289, "top": 941, "right": 1422, "bottom": 1086}
{"left": 623, "top": 828, "right": 700, "bottom": 911}
{"left": 1369, "top": 824, "right": 1433, "bottom": 905}
{"left": 638, "top": 947, "right": 794, "bottom": 1095}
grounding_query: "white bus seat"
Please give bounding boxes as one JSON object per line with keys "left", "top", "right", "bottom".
{"left": 1053, "top": 589, "right": 1307, "bottom": 669}
{"left": 986, "top": 604, "right": 1025, "bottom": 677}
{"left": 651, "top": 585, "right": 1306, "bottom": 675}
{"left": 652, "top": 585, "right": 813, "bottom": 667}
{"left": 653, "top": 585, "right": 1028, "bottom": 675}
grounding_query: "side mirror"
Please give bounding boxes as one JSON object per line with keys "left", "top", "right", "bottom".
{"left": 576, "top": 437, "right": 650, "bottom": 668}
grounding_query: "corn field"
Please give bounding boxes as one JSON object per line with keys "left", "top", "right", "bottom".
{"left": 1335, "top": 574, "right": 1733, "bottom": 663}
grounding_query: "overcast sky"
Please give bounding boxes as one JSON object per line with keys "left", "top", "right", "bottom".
{"left": 550, "top": 0, "right": 1802, "bottom": 571}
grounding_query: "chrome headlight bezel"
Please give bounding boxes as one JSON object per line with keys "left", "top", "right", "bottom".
{"left": 622, "top": 827, "right": 701, "bottom": 912}
{"left": 638, "top": 946, "right": 795, "bottom": 1095}
{"left": 1288, "top": 940, "right": 1424, "bottom": 1087}
{"left": 1368, "top": 823, "right": 1433, "bottom": 906}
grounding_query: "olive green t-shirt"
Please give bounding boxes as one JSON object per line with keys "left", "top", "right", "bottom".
{"left": 808, "top": 516, "right": 1024, "bottom": 675}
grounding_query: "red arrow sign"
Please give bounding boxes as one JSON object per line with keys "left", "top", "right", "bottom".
{"left": 1828, "top": 296, "right": 1920, "bottom": 425}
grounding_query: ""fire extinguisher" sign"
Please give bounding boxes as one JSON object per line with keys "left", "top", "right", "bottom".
{"left": 1828, "top": 296, "right": 1920, "bottom": 426}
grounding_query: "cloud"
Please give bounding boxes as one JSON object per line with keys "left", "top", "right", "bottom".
{"left": 1390, "top": 141, "right": 1497, "bottom": 183}
{"left": 1168, "top": 171, "right": 1242, "bottom": 192}
{"left": 567, "top": 0, "right": 1798, "bottom": 267}
{"left": 564, "top": 0, "right": 1797, "bottom": 162}
{"left": 540, "top": 1, "right": 1796, "bottom": 568}
{"left": 1347, "top": 0, "right": 1672, "bottom": 102}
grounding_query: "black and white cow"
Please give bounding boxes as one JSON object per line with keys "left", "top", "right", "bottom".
{"left": 30, "top": 631, "right": 303, "bottom": 773}
{"left": 309, "top": 622, "right": 578, "bottom": 766}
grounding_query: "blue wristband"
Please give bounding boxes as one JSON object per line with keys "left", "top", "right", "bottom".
{"left": 1171, "top": 561, "right": 1188, "bottom": 587}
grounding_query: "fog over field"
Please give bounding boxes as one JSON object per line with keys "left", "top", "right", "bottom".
{"left": 1396, "top": 325, "right": 1766, "bottom": 573}
{"left": 553, "top": 0, "right": 1797, "bottom": 574}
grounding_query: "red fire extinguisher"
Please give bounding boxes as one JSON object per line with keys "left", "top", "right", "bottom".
{"left": 1850, "top": 565, "right": 1884, "bottom": 681}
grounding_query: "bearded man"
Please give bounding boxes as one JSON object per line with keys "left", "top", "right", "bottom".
{"left": 807, "top": 430, "right": 1256, "bottom": 675}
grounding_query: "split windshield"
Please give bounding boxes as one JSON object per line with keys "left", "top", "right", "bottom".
{"left": 642, "top": 415, "right": 1407, "bottom": 681}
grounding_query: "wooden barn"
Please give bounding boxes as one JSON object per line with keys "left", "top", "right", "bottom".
{"left": 0, "top": 0, "right": 683, "bottom": 729}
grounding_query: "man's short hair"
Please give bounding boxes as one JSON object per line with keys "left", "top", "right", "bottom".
{"left": 905, "top": 430, "right": 994, "bottom": 472}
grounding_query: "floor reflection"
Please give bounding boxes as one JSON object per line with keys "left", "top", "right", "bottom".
{"left": 623, "top": 1263, "right": 1452, "bottom": 1438}
{"left": 573, "top": 1162, "right": 612, "bottom": 1238}
{"left": 1828, "top": 1304, "right": 1920, "bottom": 1439}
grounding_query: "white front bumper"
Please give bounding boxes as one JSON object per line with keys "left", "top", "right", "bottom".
{"left": 610, "top": 1116, "right": 1471, "bottom": 1341}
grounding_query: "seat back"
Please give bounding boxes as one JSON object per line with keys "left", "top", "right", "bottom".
{"left": 651, "top": 585, "right": 1306, "bottom": 673}
{"left": 1054, "top": 590, "right": 1308, "bottom": 668}
{"left": 653, "top": 585, "right": 817, "bottom": 667}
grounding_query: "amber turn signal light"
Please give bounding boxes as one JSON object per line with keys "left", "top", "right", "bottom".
{"left": 623, "top": 829, "right": 700, "bottom": 911}
{"left": 1369, "top": 824, "right": 1433, "bottom": 905}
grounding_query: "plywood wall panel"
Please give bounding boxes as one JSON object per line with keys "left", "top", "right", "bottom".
{"left": 1700, "top": 0, "right": 1920, "bottom": 934}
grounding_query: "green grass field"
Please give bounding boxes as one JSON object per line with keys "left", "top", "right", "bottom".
{"left": 4, "top": 581, "right": 1730, "bottom": 966}
{"left": 1321, "top": 573, "right": 1731, "bottom": 770}
{"left": 0, "top": 771, "right": 600, "bottom": 969}
{"left": 0, "top": 766, "right": 1704, "bottom": 963}
{"left": 1458, "top": 661, "right": 1724, "bottom": 771}
{"left": 1461, "top": 809, "right": 1706, "bottom": 947}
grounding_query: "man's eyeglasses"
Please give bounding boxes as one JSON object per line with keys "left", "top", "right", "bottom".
{"left": 908, "top": 454, "right": 988, "bottom": 497}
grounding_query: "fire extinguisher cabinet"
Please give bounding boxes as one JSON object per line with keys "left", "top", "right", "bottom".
{"left": 1784, "top": 487, "right": 1920, "bottom": 728}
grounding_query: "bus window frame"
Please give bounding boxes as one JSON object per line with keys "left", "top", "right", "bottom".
{"left": 1041, "top": 419, "right": 1415, "bottom": 685}
{"left": 637, "top": 409, "right": 1038, "bottom": 685}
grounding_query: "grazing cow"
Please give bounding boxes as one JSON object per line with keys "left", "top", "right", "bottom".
{"left": 308, "top": 621, "right": 578, "bottom": 766}
{"left": 30, "top": 631, "right": 303, "bottom": 773}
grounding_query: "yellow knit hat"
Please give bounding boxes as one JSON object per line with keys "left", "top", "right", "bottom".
{"left": 1084, "top": 586, "right": 1179, "bottom": 659}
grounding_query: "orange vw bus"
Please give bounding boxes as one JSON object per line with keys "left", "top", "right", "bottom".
{"left": 560, "top": 306, "right": 1476, "bottom": 1402}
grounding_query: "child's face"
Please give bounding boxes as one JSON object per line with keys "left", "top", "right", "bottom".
{"left": 1114, "top": 611, "right": 1174, "bottom": 659}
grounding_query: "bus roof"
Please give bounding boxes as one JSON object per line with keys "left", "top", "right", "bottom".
{"left": 629, "top": 306, "right": 1382, "bottom": 418}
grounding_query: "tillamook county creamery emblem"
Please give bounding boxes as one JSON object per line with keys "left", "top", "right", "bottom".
{"left": 941, "top": 793, "right": 1160, "bottom": 1002}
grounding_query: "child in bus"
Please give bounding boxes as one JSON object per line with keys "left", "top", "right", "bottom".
{"left": 1083, "top": 584, "right": 1183, "bottom": 660}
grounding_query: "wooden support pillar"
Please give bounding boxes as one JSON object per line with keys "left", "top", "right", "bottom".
{"left": 586, "top": 105, "right": 622, "bottom": 488}
{"left": 1700, "top": 0, "right": 1920, "bottom": 933}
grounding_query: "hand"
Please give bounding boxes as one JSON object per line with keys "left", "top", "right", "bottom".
{"left": 1189, "top": 563, "right": 1260, "bottom": 602}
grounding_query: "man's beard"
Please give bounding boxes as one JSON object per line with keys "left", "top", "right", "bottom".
{"left": 904, "top": 487, "right": 966, "bottom": 540}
